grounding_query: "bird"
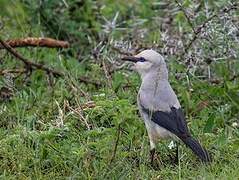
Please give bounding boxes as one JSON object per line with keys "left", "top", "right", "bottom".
{"left": 121, "top": 49, "right": 211, "bottom": 165}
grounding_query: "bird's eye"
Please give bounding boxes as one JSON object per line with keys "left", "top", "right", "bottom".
{"left": 139, "top": 57, "right": 146, "bottom": 62}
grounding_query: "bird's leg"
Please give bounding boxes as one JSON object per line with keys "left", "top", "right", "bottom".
{"left": 150, "top": 148, "right": 156, "bottom": 165}
{"left": 149, "top": 139, "right": 161, "bottom": 167}
{"left": 145, "top": 126, "right": 160, "bottom": 167}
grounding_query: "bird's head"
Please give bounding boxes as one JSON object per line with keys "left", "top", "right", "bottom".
{"left": 122, "top": 49, "right": 166, "bottom": 78}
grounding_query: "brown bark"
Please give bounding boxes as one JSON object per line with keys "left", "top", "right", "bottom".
{"left": 0, "top": 37, "right": 69, "bottom": 49}
{"left": 0, "top": 38, "right": 102, "bottom": 87}
{"left": 0, "top": 38, "right": 63, "bottom": 77}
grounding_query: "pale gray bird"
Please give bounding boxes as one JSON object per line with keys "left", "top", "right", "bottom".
{"left": 122, "top": 49, "right": 211, "bottom": 164}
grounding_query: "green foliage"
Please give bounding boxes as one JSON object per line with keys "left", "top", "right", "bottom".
{"left": 1, "top": 0, "right": 239, "bottom": 179}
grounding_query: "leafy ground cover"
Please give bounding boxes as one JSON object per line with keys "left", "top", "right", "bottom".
{"left": 0, "top": 0, "right": 239, "bottom": 179}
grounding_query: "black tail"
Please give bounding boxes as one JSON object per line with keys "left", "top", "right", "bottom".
{"left": 181, "top": 136, "right": 211, "bottom": 163}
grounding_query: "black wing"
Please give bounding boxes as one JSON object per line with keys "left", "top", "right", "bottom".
{"left": 141, "top": 105, "right": 190, "bottom": 139}
{"left": 141, "top": 105, "right": 212, "bottom": 162}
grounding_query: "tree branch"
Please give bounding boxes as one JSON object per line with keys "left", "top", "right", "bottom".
{"left": 0, "top": 38, "right": 103, "bottom": 87}
{"left": 0, "top": 38, "right": 63, "bottom": 77}
{"left": 181, "top": 2, "right": 238, "bottom": 57}
{"left": 0, "top": 37, "right": 69, "bottom": 49}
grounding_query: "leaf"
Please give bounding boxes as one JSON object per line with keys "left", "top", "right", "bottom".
{"left": 203, "top": 115, "right": 215, "bottom": 133}
{"left": 216, "top": 130, "right": 227, "bottom": 146}
{"left": 225, "top": 90, "right": 239, "bottom": 109}
{"left": 41, "top": 147, "right": 49, "bottom": 159}
{"left": 183, "top": 0, "right": 191, "bottom": 7}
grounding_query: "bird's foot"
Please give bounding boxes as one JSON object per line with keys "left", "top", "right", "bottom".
{"left": 149, "top": 149, "right": 161, "bottom": 170}
{"left": 150, "top": 148, "right": 155, "bottom": 165}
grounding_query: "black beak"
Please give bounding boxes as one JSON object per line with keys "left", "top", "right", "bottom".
{"left": 121, "top": 56, "right": 141, "bottom": 63}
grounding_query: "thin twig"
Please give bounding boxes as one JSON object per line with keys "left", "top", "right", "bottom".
{"left": 181, "top": 3, "right": 238, "bottom": 57}
{"left": 102, "top": 60, "right": 113, "bottom": 88}
{"left": 209, "top": 73, "right": 239, "bottom": 84}
{"left": 111, "top": 45, "right": 133, "bottom": 56}
{"left": 0, "top": 38, "right": 63, "bottom": 77}
{"left": 66, "top": 103, "right": 91, "bottom": 130}
{"left": 110, "top": 124, "right": 122, "bottom": 164}
{"left": 175, "top": 0, "right": 196, "bottom": 33}
{"left": 0, "top": 69, "right": 27, "bottom": 75}
{"left": 0, "top": 38, "right": 102, "bottom": 87}
{"left": 78, "top": 76, "right": 102, "bottom": 87}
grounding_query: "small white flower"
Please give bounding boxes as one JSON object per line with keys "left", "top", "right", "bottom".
{"left": 232, "top": 122, "right": 238, "bottom": 128}
{"left": 168, "top": 141, "right": 177, "bottom": 149}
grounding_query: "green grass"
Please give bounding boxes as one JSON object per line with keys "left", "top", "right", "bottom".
{"left": 1, "top": 51, "right": 239, "bottom": 179}
{"left": 1, "top": 0, "right": 239, "bottom": 179}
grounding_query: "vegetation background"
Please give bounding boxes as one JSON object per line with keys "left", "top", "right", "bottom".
{"left": 0, "top": 0, "right": 239, "bottom": 179}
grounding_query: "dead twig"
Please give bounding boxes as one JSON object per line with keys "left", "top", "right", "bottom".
{"left": 80, "top": 101, "right": 96, "bottom": 110}
{"left": 78, "top": 76, "right": 102, "bottom": 88}
{"left": 111, "top": 45, "right": 133, "bottom": 56}
{"left": 208, "top": 73, "right": 239, "bottom": 84}
{"left": 109, "top": 124, "right": 122, "bottom": 164}
{"left": 181, "top": 3, "right": 238, "bottom": 57}
{"left": 0, "top": 38, "right": 103, "bottom": 87}
{"left": 189, "top": 100, "right": 210, "bottom": 116}
{"left": 0, "top": 38, "right": 63, "bottom": 77}
{"left": 0, "top": 37, "right": 69, "bottom": 49}
{"left": 65, "top": 101, "right": 91, "bottom": 130}
{"left": 102, "top": 60, "right": 113, "bottom": 88}
{"left": 0, "top": 69, "right": 27, "bottom": 76}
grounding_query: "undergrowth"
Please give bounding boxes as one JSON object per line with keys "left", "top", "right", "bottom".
{"left": 0, "top": 0, "right": 239, "bottom": 179}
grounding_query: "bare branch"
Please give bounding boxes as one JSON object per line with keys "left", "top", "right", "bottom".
{"left": 0, "top": 38, "right": 103, "bottom": 87}
{"left": 0, "top": 37, "right": 69, "bottom": 49}
{"left": 0, "top": 38, "right": 63, "bottom": 77}
{"left": 182, "top": 2, "right": 238, "bottom": 57}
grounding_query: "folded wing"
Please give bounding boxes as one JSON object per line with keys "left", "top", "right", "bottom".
{"left": 140, "top": 105, "right": 211, "bottom": 162}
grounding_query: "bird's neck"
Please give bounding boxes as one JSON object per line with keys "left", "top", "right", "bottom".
{"left": 141, "top": 65, "right": 168, "bottom": 81}
{"left": 140, "top": 65, "right": 168, "bottom": 90}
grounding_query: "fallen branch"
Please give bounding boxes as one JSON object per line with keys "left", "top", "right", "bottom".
{"left": 0, "top": 37, "right": 69, "bottom": 49}
{"left": 0, "top": 38, "right": 103, "bottom": 87}
{"left": 0, "top": 38, "right": 63, "bottom": 77}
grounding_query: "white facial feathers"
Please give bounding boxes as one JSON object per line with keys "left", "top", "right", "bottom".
{"left": 135, "top": 49, "right": 165, "bottom": 65}
{"left": 133, "top": 50, "right": 167, "bottom": 78}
